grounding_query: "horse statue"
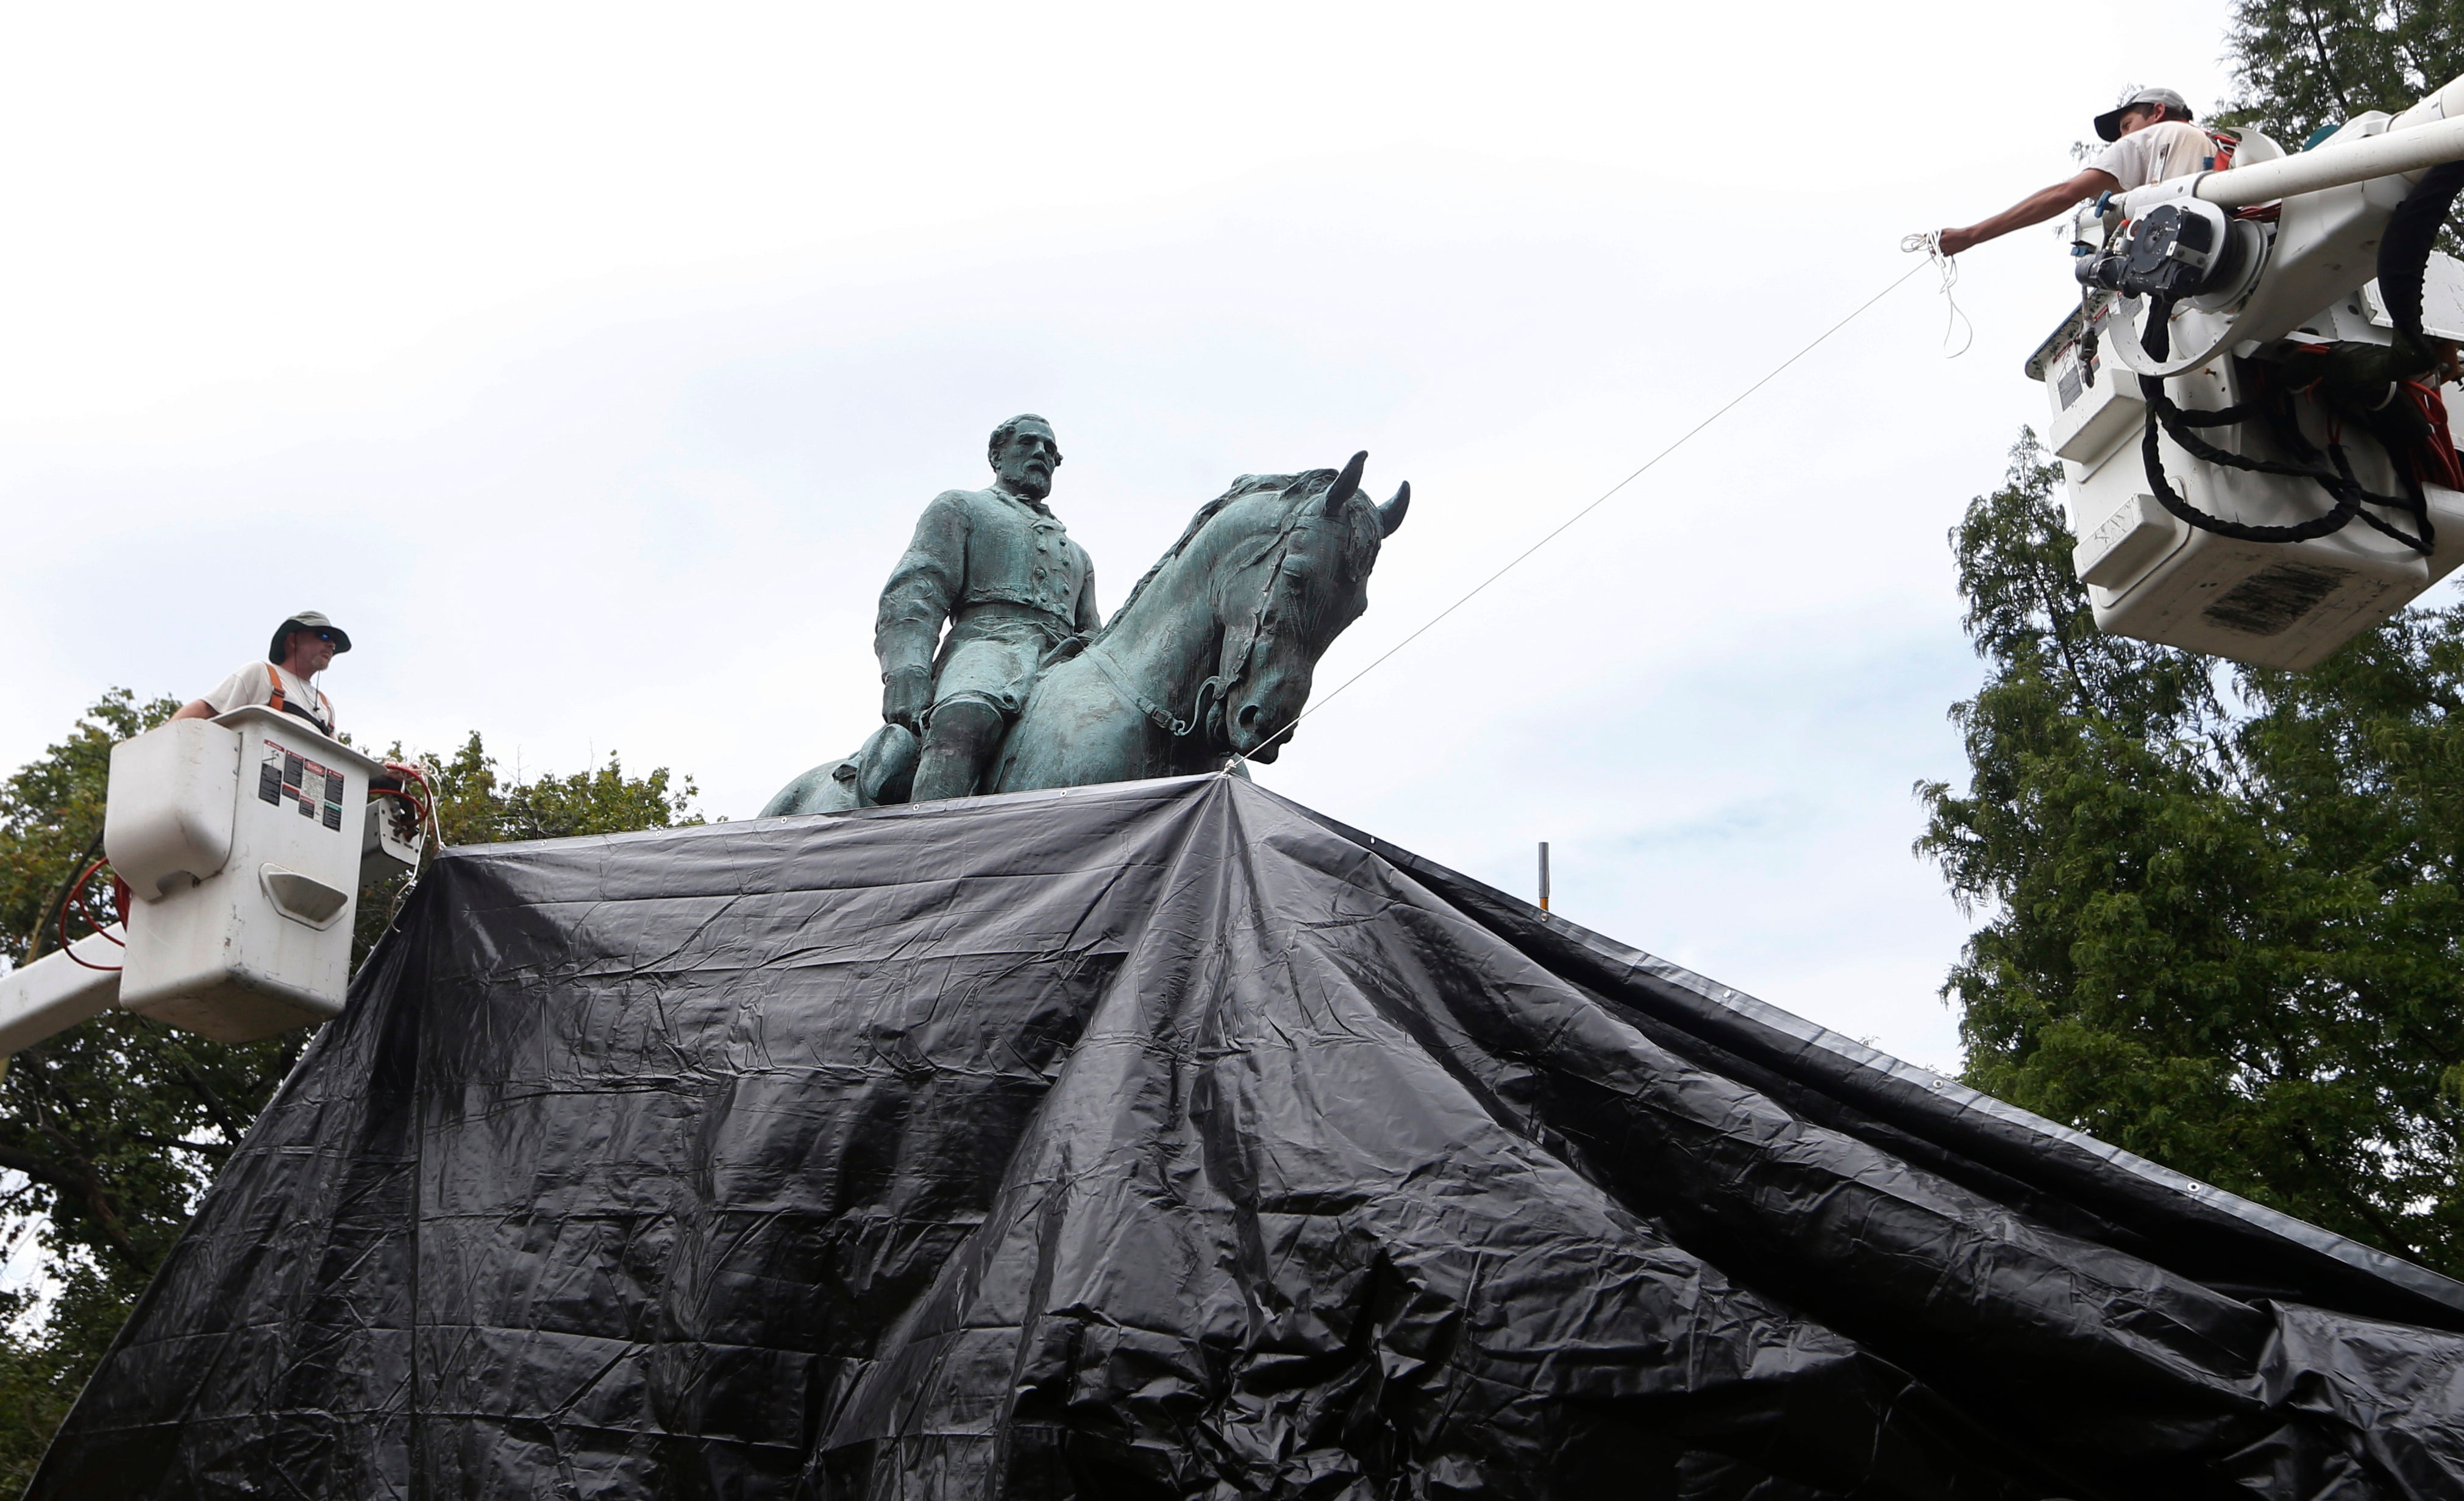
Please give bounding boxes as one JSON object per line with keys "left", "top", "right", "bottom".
{"left": 761, "top": 451, "right": 1408, "bottom": 814}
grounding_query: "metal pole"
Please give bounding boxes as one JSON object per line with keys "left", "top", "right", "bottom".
{"left": 0, "top": 925, "right": 124, "bottom": 1057}
{"left": 2191, "top": 112, "right": 2464, "bottom": 210}
{"left": 1537, "top": 842, "right": 1550, "bottom": 914}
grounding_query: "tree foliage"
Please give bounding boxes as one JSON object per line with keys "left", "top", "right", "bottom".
{"left": 0, "top": 694, "right": 700, "bottom": 1489}
{"left": 421, "top": 731, "right": 702, "bottom": 845}
{"left": 2217, "top": 0, "right": 2464, "bottom": 148}
{"left": 1921, "top": 436, "right": 2464, "bottom": 1276}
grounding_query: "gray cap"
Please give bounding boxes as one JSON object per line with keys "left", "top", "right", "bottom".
{"left": 269, "top": 610, "right": 352, "bottom": 663}
{"left": 2096, "top": 87, "right": 2193, "bottom": 143}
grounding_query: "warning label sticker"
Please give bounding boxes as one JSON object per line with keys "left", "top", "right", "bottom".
{"left": 259, "top": 740, "right": 346, "bottom": 831}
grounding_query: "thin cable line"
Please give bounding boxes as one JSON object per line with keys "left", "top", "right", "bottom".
{"left": 1236, "top": 257, "right": 1932, "bottom": 764}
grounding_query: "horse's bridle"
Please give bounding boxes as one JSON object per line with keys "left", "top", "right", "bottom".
{"left": 1083, "top": 505, "right": 1317, "bottom": 747}
{"left": 1195, "top": 531, "right": 1303, "bottom": 748}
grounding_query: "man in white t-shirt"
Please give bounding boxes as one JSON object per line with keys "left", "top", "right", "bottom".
{"left": 1937, "top": 88, "right": 2222, "bottom": 257}
{"left": 171, "top": 609, "right": 351, "bottom": 737}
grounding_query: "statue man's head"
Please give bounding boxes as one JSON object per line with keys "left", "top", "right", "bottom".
{"left": 989, "top": 414, "right": 1061, "bottom": 502}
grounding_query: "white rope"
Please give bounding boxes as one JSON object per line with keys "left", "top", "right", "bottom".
{"left": 1232, "top": 253, "right": 1934, "bottom": 765}
{"left": 1900, "top": 231, "right": 1974, "bottom": 358}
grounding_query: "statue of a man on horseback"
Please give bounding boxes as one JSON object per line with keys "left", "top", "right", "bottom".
{"left": 759, "top": 420, "right": 1408, "bottom": 818}
{"left": 875, "top": 414, "right": 1100, "bottom": 802}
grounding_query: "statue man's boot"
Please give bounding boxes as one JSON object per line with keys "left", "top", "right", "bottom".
{"left": 855, "top": 725, "right": 920, "bottom": 806}
{"left": 911, "top": 701, "right": 1005, "bottom": 801}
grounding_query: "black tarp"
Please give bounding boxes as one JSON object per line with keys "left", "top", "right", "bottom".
{"left": 30, "top": 772, "right": 2464, "bottom": 1499}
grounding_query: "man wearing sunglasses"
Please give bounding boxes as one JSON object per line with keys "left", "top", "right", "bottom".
{"left": 171, "top": 609, "right": 352, "bottom": 737}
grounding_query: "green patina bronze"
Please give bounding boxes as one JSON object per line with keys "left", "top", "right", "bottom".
{"left": 761, "top": 417, "right": 1408, "bottom": 815}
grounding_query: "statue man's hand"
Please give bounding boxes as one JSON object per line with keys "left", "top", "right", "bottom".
{"left": 883, "top": 666, "right": 933, "bottom": 729}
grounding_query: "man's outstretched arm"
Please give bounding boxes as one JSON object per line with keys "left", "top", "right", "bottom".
{"left": 1939, "top": 166, "right": 2119, "bottom": 257}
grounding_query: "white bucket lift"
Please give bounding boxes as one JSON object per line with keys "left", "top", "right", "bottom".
{"left": 2028, "top": 75, "right": 2464, "bottom": 669}
{"left": 0, "top": 707, "right": 421, "bottom": 1055}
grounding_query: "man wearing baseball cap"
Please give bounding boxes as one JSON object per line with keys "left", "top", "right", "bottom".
{"left": 171, "top": 610, "right": 352, "bottom": 737}
{"left": 1937, "top": 87, "right": 2221, "bottom": 257}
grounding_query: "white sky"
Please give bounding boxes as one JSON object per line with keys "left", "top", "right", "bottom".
{"left": 0, "top": 1, "right": 2297, "bottom": 1073}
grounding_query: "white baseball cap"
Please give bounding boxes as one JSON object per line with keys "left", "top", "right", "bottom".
{"left": 2096, "top": 87, "right": 2193, "bottom": 142}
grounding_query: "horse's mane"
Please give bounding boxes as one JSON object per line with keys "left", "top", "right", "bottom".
{"left": 1088, "top": 468, "right": 1336, "bottom": 647}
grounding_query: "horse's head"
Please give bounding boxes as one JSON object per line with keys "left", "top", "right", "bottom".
{"left": 1207, "top": 451, "right": 1408, "bottom": 762}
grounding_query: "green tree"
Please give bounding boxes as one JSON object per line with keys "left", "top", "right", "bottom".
{"left": 349, "top": 733, "right": 703, "bottom": 960}
{"left": 0, "top": 690, "right": 257, "bottom": 1487}
{"left": 1921, "top": 436, "right": 2464, "bottom": 1275}
{"left": 423, "top": 731, "right": 702, "bottom": 845}
{"left": 2217, "top": 0, "right": 2464, "bottom": 148}
{"left": 0, "top": 695, "right": 700, "bottom": 1489}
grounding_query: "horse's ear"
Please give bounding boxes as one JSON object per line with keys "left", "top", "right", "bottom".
{"left": 1377, "top": 482, "right": 1409, "bottom": 537}
{"left": 1318, "top": 451, "right": 1367, "bottom": 516}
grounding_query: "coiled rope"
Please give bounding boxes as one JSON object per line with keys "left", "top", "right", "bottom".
{"left": 1900, "top": 231, "right": 1974, "bottom": 358}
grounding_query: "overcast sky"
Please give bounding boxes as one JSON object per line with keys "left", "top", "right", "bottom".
{"left": 0, "top": 1, "right": 2296, "bottom": 1073}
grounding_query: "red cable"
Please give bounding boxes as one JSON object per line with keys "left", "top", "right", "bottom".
{"left": 405, "top": 768, "right": 438, "bottom": 836}
{"left": 74, "top": 890, "right": 125, "bottom": 946}
{"left": 383, "top": 764, "right": 435, "bottom": 825}
{"left": 397, "top": 765, "right": 437, "bottom": 829}
{"left": 68, "top": 859, "right": 126, "bottom": 946}
{"left": 58, "top": 857, "right": 123, "bottom": 971}
{"left": 372, "top": 786, "right": 432, "bottom": 839}
{"left": 371, "top": 787, "right": 426, "bottom": 815}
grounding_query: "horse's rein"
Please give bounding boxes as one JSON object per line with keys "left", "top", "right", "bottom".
{"left": 1083, "top": 493, "right": 1323, "bottom": 748}
{"left": 1082, "top": 640, "right": 1198, "bottom": 739}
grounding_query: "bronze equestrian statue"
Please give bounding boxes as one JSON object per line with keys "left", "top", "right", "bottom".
{"left": 761, "top": 422, "right": 1407, "bottom": 816}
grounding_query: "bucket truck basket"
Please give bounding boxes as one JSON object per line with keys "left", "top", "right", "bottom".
{"left": 103, "top": 706, "right": 412, "bottom": 1041}
{"left": 2032, "top": 91, "right": 2464, "bottom": 669}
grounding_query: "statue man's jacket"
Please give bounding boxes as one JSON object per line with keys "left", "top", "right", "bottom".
{"left": 875, "top": 485, "right": 1100, "bottom": 679}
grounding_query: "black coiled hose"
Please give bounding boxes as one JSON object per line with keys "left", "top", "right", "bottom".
{"left": 2127, "top": 163, "right": 2462, "bottom": 555}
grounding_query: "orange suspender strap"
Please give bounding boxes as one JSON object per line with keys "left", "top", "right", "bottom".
{"left": 263, "top": 664, "right": 329, "bottom": 726}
